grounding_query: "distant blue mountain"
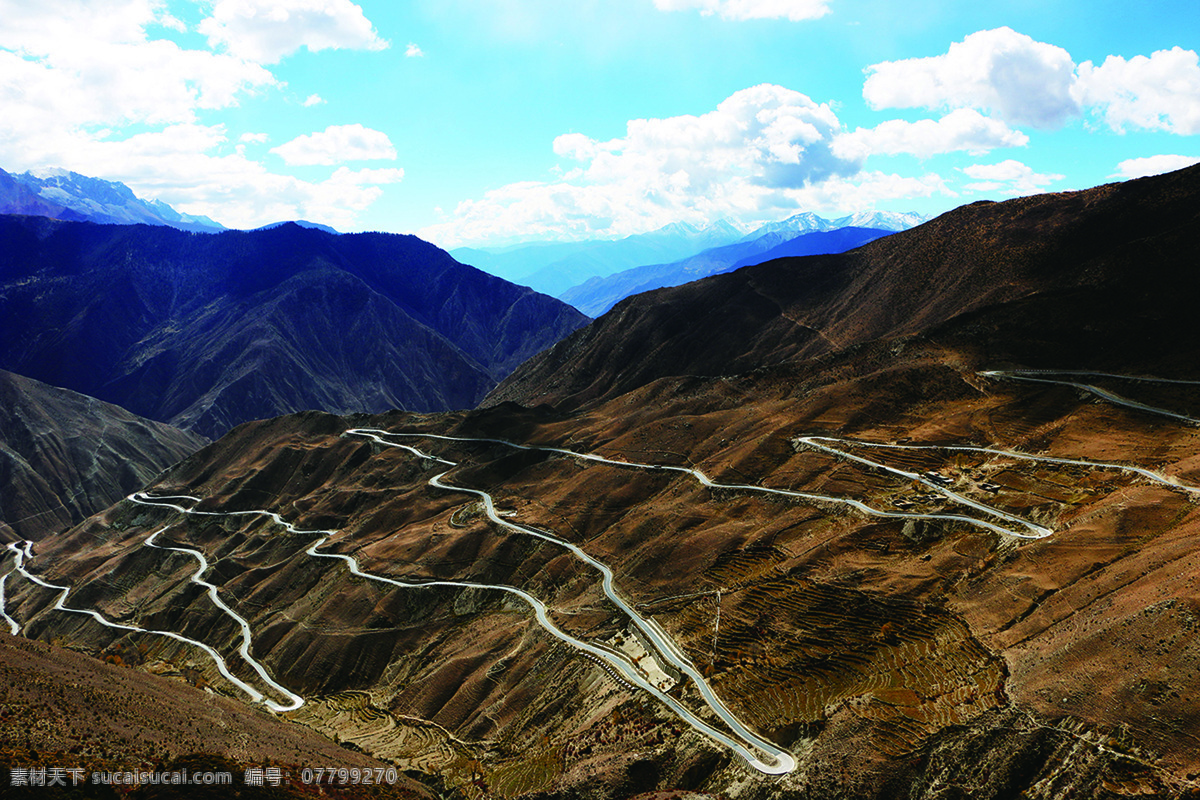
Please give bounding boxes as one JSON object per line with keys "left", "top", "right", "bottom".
{"left": 456, "top": 211, "right": 928, "bottom": 314}
{"left": 451, "top": 219, "right": 748, "bottom": 296}
{"left": 0, "top": 166, "right": 225, "bottom": 232}
{"left": 0, "top": 168, "right": 89, "bottom": 222}
{"left": 560, "top": 226, "right": 896, "bottom": 318}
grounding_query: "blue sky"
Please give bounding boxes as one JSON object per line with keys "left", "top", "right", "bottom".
{"left": 1, "top": 1, "right": 1197, "bottom": 246}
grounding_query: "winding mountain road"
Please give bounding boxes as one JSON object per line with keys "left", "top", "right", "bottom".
{"left": 347, "top": 429, "right": 797, "bottom": 772}
{"left": 7, "top": 393, "right": 1192, "bottom": 776}
{"left": 981, "top": 370, "right": 1200, "bottom": 425}
{"left": 801, "top": 436, "right": 1200, "bottom": 495}
{"left": 129, "top": 489, "right": 795, "bottom": 775}
{"left": 2, "top": 538, "right": 273, "bottom": 705}
{"left": 341, "top": 423, "right": 1200, "bottom": 758}
{"left": 142, "top": 524, "right": 304, "bottom": 711}
{"left": 353, "top": 430, "right": 1058, "bottom": 542}
{"left": 0, "top": 571, "right": 18, "bottom": 635}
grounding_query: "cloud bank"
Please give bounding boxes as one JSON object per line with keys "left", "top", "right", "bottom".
{"left": 420, "top": 84, "right": 955, "bottom": 246}
{"left": 198, "top": 0, "right": 388, "bottom": 64}
{"left": 1075, "top": 48, "right": 1200, "bottom": 135}
{"left": 652, "top": 0, "right": 831, "bottom": 21}
{"left": 271, "top": 124, "right": 398, "bottom": 166}
{"left": 834, "top": 109, "right": 1028, "bottom": 160}
{"left": 865, "top": 27, "right": 1200, "bottom": 135}
{"left": 960, "top": 159, "right": 1064, "bottom": 196}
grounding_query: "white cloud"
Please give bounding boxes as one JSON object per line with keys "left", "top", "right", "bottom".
{"left": 0, "top": 0, "right": 165, "bottom": 52}
{"left": 156, "top": 9, "right": 187, "bottom": 33}
{"left": 329, "top": 166, "right": 406, "bottom": 184}
{"left": 0, "top": 3, "right": 398, "bottom": 230}
{"left": 833, "top": 109, "right": 1028, "bottom": 160}
{"left": 302, "top": 93, "right": 325, "bottom": 106}
{"left": 864, "top": 28, "right": 1200, "bottom": 137}
{"left": 1075, "top": 47, "right": 1200, "bottom": 135}
{"left": 405, "top": 42, "right": 424, "bottom": 57}
{"left": 0, "top": 0, "right": 275, "bottom": 178}
{"left": 4, "top": 123, "right": 395, "bottom": 230}
{"left": 198, "top": 0, "right": 388, "bottom": 64}
{"left": 559, "top": 84, "right": 856, "bottom": 188}
{"left": 774, "top": 170, "right": 952, "bottom": 213}
{"left": 416, "top": 84, "right": 954, "bottom": 247}
{"left": 652, "top": 0, "right": 831, "bottom": 21}
{"left": 961, "top": 159, "right": 1063, "bottom": 196}
{"left": 0, "top": 2, "right": 275, "bottom": 133}
{"left": 864, "top": 27, "right": 1080, "bottom": 129}
{"left": 1114, "top": 154, "right": 1200, "bottom": 179}
{"left": 270, "top": 124, "right": 397, "bottom": 165}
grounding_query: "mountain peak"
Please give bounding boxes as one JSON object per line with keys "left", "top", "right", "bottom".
{"left": 25, "top": 166, "right": 72, "bottom": 180}
{"left": 740, "top": 210, "right": 926, "bottom": 241}
{"left": 648, "top": 220, "right": 701, "bottom": 236}
{"left": 0, "top": 216, "right": 588, "bottom": 438}
{"left": 253, "top": 219, "right": 341, "bottom": 235}
{"left": 3, "top": 165, "right": 225, "bottom": 232}
{"left": 830, "top": 210, "right": 930, "bottom": 231}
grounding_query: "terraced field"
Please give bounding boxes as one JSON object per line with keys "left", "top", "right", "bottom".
{"left": 676, "top": 577, "right": 1006, "bottom": 756}
{"left": 292, "top": 690, "right": 471, "bottom": 772}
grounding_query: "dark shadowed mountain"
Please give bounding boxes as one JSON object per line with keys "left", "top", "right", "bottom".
{"left": 560, "top": 226, "right": 893, "bottom": 317}
{"left": 0, "top": 369, "right": 205, "bottom": 541}
{"left": 727, "top": 226, "right": 891, "bottom": 270}
{"left": 487, "top": 164, "right": 1200, "bottom": 410}
{"left": 0, "top": 217, "right": 588, "bottom": 438}
{"left": 254, "top": 219, "right": 341, "bottom": 234}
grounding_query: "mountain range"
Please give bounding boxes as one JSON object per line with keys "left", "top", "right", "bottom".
{"left": 488, "top": 169, "right": 1200, "bottom": 409}
{"left": 740, "top": 209, "right": 927, "bottom": 240}
{"left": 451, "top": 219, "right": 749, "bottom": 296}
{"left": 0, "top": 216, "right": 587, "bottom": 438}
{"left": 560, "top": 225, "right": 895, "bottom": 318}
{"left": 454, "top": 212, "right": 926, "bottom": 304}
{"left": 5, "top": 164, "right": 1200, "bottom": 799}
{"left": 0, "top": 167, "right": 224, "bottom": 232}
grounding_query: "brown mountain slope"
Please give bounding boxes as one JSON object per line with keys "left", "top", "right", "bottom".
{"left": 14, "top": 355, "right": 1200, "bottom": 799}
{"left": 0, "top": 370, "right": 205, "bottom": 542}
{"left": 0, "top": 635, "right": 435, "bottom": 798}
{"left": 485, "top": 163, "right": 1200, "bottom": 409}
